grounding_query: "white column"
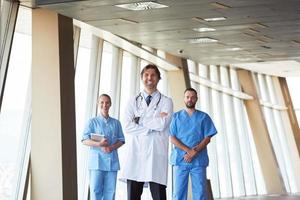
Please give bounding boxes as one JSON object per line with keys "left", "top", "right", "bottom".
{"left": 237, "top": 69, "right": 285, "bottom": 194}
{"left": 220, "top": 66, "right": 245, "bottom": 196}
{"left": 110, "top": 46, "right": 123, "bottom": 118}
{"left": 257, "top": 73, "right": 289, "bottom": 192}
{"left": 199, "top": 64, "right": 220, "bottom": 198}
{"left": 230, "top": 68, "right": 257, "bottom": 195}
{"left": 273, "top": 77, "right": 300, "bottom": 192}
{"left": 266, "top": 75, "right": 295, "bottom": 192}
{"left": 210, "top": 65, "right": 233, "bottom": 197}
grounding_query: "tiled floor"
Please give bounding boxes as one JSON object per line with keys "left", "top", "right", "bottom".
{"left": 217, "top": 194, "right": 300, "bottom": 200}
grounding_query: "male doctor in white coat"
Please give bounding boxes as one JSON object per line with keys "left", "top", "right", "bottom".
{"left": 120, "top": 64, "right": 173, "bottom": 200}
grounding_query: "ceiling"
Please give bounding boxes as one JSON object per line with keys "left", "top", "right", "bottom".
{"left": 22, "top": 0, "right": 300, "bottom": 76}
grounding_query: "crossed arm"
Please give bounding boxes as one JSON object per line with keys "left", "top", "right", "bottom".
{"left": 124, "top": 98, "right": 173, "bottom": 135}
{"left": 170, "top": 135, "right": 211, "bottom": 163}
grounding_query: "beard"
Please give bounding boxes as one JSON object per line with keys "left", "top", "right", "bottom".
{"left": 185, "top": 102, "right": 195, "bottom": 109}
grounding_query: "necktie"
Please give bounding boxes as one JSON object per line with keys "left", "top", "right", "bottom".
{"left": 146, "top": 95, "right": 152, "bottom": 106}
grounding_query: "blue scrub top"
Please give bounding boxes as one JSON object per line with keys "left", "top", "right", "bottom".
{"left": 169, "top": 109, "right": 217, "bottom": 167}
{"left": 82, "top": 115, "right": 125, "bottom": 171}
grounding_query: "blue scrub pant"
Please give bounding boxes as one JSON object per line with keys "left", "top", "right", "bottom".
{"left": 172, "top": 165, "right": 207, "bottom": 200}
{"left": 90, "top": 170, "right": 117, "bottom": 200}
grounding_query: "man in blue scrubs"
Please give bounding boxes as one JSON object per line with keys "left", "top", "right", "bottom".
{"left": 169, "top": 88, "right": 217, "bottom": 200}
{"left": 82, "top": 94, "right": 125, "bottom": 200}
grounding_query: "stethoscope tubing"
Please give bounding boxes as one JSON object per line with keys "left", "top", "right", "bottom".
{"left": 135, "top": 92, "right": 161, "bottom": 111}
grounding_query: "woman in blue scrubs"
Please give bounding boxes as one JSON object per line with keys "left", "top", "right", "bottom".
{"left": 169, "top": 88, "right": 217, "bottom": 200}
{"left": 82, "top": 94, "right": 125, "bottom": 200}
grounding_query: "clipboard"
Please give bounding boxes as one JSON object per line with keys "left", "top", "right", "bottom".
{"left": 91, "top": 133, "right": 105, "bottom": 141}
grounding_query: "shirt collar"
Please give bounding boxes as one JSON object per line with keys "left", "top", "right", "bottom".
{"left": 141, "top": 90, "right": 159, "bottom": 99}
{"left": 98, "top": 114, "right": 110, "bottom": 123}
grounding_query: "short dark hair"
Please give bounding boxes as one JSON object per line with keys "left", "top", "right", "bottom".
{"left": 184, "top": 88, "right": 198, "bottom": 96}
{"left": 140, "top": 64, "right": 161, "bottom": 80}
{"left": 98, "top": 94, "right": 111, "bottom": 104}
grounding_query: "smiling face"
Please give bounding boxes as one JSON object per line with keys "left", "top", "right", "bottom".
{"left": 98, "top": 95, "right": 111, "bottom": 117}
{"left": 184, "top": 90, "right": 198, "bottom": 109}
{"left": 141, "top": 68, "right": 160, "bottom": 91}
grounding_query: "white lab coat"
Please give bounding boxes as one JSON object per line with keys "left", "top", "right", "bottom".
{"left": 120, "top": 91, "right": 173, "bottom": 186}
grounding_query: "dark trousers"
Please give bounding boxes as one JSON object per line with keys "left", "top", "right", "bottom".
{"left": 127, "top": 180, "right": 166, "bottom": 200}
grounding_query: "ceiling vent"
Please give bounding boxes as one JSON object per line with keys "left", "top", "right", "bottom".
{"left": 115, "top": 1, "right": 168, "bottom": 10}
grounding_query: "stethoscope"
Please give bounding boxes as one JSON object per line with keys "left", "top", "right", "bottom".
{"left": 135, "top": 92, "right": 161, "bottom": 111}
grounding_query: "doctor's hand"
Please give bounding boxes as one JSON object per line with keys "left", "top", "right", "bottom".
{"left": 159, "top": 112, "right": 168, "bottom": 117}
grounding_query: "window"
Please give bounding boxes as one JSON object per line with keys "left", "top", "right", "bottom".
{"left": 287, "top": 77, "right": 300, "bottom": 124}
{"left": 0, "top": 6, "right": 31, "bottom": 200}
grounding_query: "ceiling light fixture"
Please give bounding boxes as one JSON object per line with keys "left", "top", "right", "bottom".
{"left": 193, "top": 27, "right": 216, "bottom": 32}
{"left": 226, "top": 47, "right": 242, "bottom": 51}
{"left": 203, "top": 17, "right": 227, "bottom": 22}
{"left": 211, "top": 2, "right": 231, "bottom": 9}
{"left": 187, "top": 37, "right": 218, "bottom": 44}
{"left": 115, "top": 1, "right": 168, "bottom": 10}
{"left": 235, "top": 57, "right": 252, "bottom": 61}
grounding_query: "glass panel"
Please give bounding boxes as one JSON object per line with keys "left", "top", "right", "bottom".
{"left": 209, "top": 65, "right": 233, "bottom": 198}
{"left": 116, "top": 51, "right": 132, "bottom": 200}
{"left": 99, "top": 41, "right": 113, "bottom": 95}
{"left": 187, "top": 59, "right": 197, "bottom": 74}
{"left": 230, "top": 68, "right": 257, "bottom": 196}
{"left": 74, "top": 30, "right": 92, "bottom": 200}
{"left": 220, "top": 66, "right": 245, "bottom": 197}
{"left": 286, "top": 77, "right": 300, "bottom": 124}
{"left": 0, "top": 6, "right": 31, "bottom": 200}
{"left": 257, "top": 74, "right": 290, "bottom": 192}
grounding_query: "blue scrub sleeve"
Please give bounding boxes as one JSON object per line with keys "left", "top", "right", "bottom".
{"left": 169, "top": 113, "right": 177, "bottom": 136}
{"left": 82, "top": 119, "right": 94, "bottom": 141}
{"left": 117, "top": 121, "right": 125, "bottom": 143}
{"left": 202, "top": 115, "right": 217, "bottom": 137}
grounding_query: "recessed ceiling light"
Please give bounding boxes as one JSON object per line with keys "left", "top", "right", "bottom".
{"left": 235, "top": 57, "right": 252, "bottom": 61}
{"left": 115, "top": 1, "right": 168, "bottom": 10}
{"left": 226, "top": 47, "right": 242, "bottom": 51}
{"left": 193, "top": 27, "right": 216, "bottom": 32}
{"left": 203, "top": 17, "right": 227, "bottom": 22}
{"left": 211, "top": 2, "right": 231, "bottom": 9}
{"left": 187, "top": 37, "right": 218, "bottom": 43}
